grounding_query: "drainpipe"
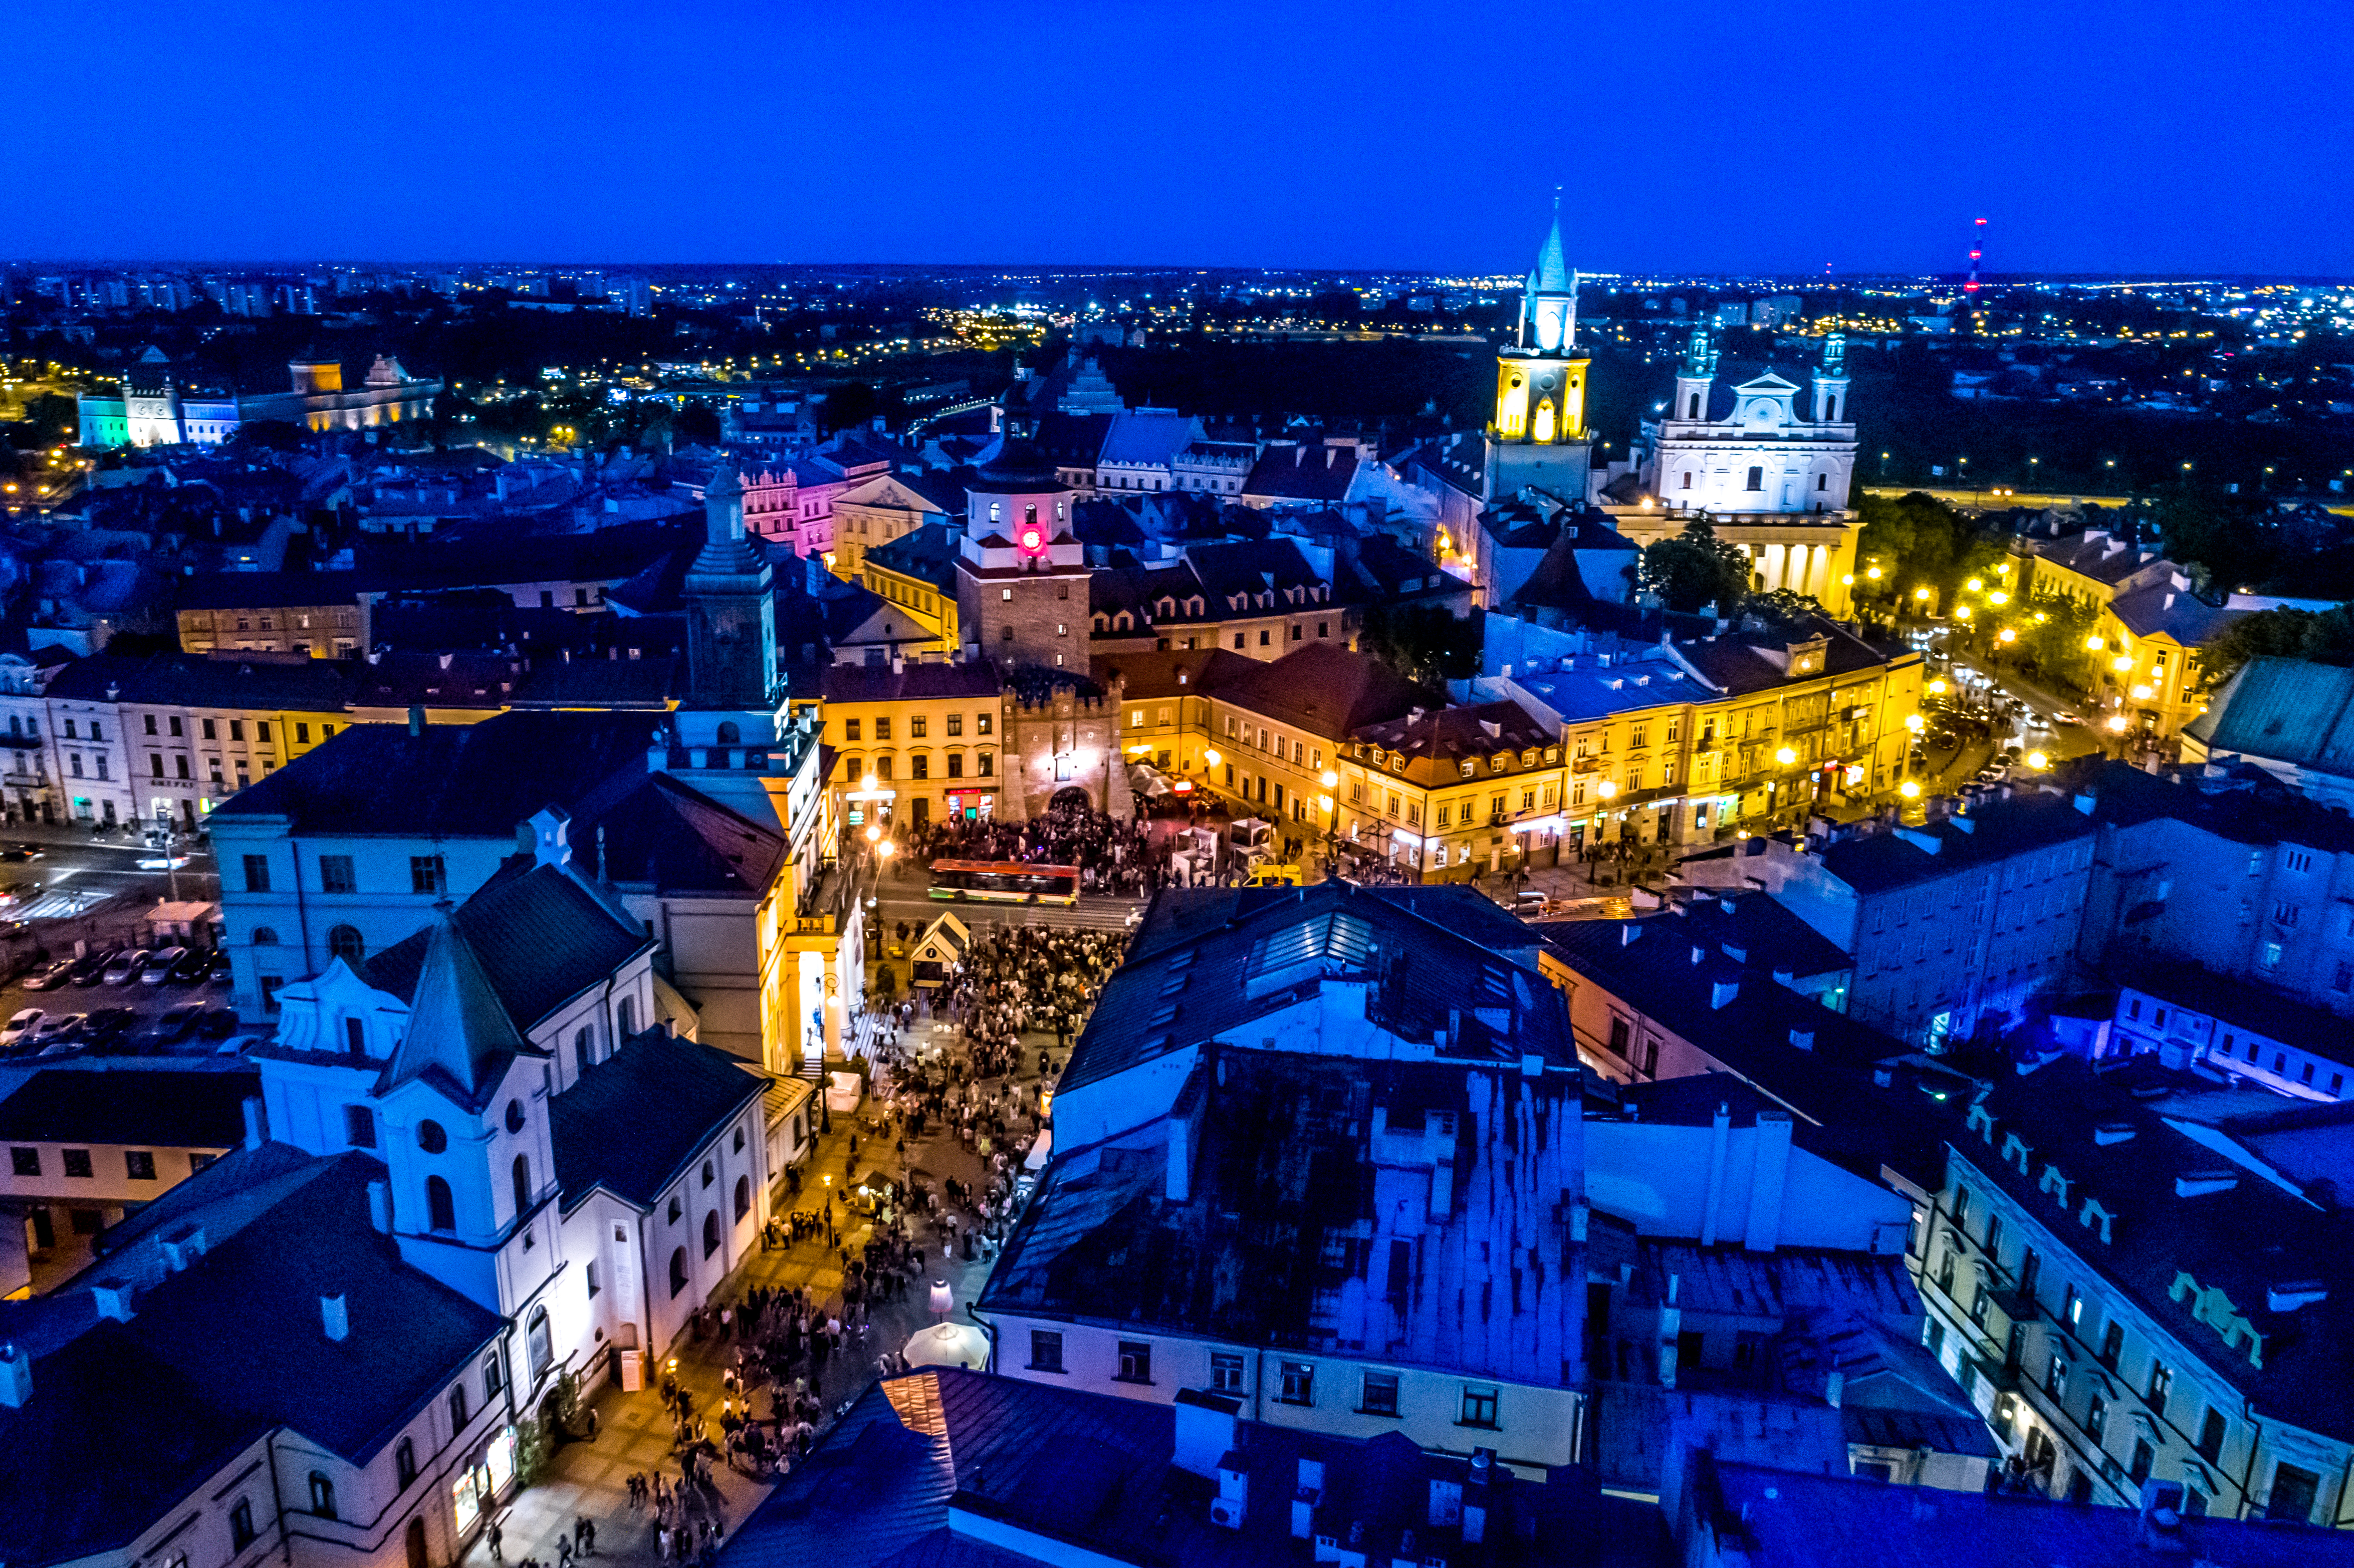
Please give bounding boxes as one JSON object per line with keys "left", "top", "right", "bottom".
{"left": 1699, "top": 1102, "right": 1731, "bottom": 1248}
{"left": 963, "top": 1303, "right": 998, "bottom": 1375}
{"left": 266, "top": 1429, "right": 294, "bottom": 1565}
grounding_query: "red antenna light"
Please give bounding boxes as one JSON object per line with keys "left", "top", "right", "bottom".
{"left": 1965, "top": 217, "right": 1986, "bottom": 294}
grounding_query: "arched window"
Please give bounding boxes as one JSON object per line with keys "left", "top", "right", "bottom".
{"left": 702, "top": 1209, "right": 721, "bottom": 1258}
{"left": 716, "top": 720, "right": 741, "bottom": 746}
{"left": 252, "top": 926, "right": 280, "bottom": 946}
{"left": 1688, "top": 393, "right": 1701, "bottom": 419}
{"left": 526, "top": 1304, "right": 551, "bottom": 1377}
{"left": 416, "top": 1119, "right": 447, "bottom": 1154}
{"left": 1824, "top": 395, "right": 1838, "bottom": 421}
{"left": 617, "top": 996, "right": 635, "bottom": 1039}
{"left": 395, "top": 1437, "right": 417, "bottom": 1490}
{"left": 427, "top": 1175, "right": 455, "bottom": 1231}
{"left": 573, "top": 1025, "right": 594, "bottom": 1075}
{"left": 512, "top": 1155, "right": 532, "bottom": 1217}
{"left": 326, "top": 924, "right": 365, "bottom": 963}
{"left": 668, "top": 1246, "right": 688, "bottom": 1297}
{"left": 734, "top": 1174, "right": 751, "bottom": 1221}
{"left": 505, "top": 1099, "right": 525, "bottom": 1134}
{"left": 308, "top": 1472, "right": 336, "bottom": 1519}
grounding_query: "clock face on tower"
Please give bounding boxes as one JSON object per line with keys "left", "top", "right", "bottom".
{"left": 1020, "top": 526, "right": 1042, "bottom": 552}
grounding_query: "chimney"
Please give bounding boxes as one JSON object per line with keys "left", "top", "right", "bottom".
{"left": 159, "top": 1223, "right": 206, "bottom": 1271}
{"left": 367, "top": 1180, "right": 393, "bottom": 1234}
{"left": 1743, "top": 1112, "right": 1793, "bottom": 1253}
{"left": 92, "top": 1279, "right": 136, "bottom": 1321}
{"left": 407, "top": 704, "right": 425, "bottom": 736}
{"left": 0, "top": 1342, "right": 28, "bottom": 1407}
{"left": 1824, "top": 1370, "right": 1845, "bottom": 1408}
{"left": 1657, "top": 1274, "right": 1683, "bottom": 1388}
{"left": 242, "top": 1095, "right": 267, "bottom": 1151}
{"left": 1172, "top": 1388, "right": 1241, "bottom": 1477}
{"left": 1710, "top": 977, "right": 1740, "bottom": 1009}
{"left": 321, "top": 1293, "right": 349, "bottom": 1343}
{"left": 1462, "top": 1449, "right": 1497, "bottom": 1543}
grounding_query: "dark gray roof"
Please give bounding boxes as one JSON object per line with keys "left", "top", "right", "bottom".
{"left": 378, "top": 903, "right": 535, "bottom": 1111}
{"left": 1204, "top": 643, "right": 1430, "bottom": 742}
{"left": 363, "top": 859, "right": 653, "bottom": 1038}
{"left": 0, "top": 1148, "right": 505, "bottom": 1567}
{"left": 176, "top": 571, "right": 366, "bottom": 611}
{"left": 984, "top": 1047, "right": 1583, "bottom": 1378}
{"left": 722, "top": 1369, "right": 1626, "bottom": 1568}
{"left": 1697, "top": 1456, "right": 2354, "bottom": 1566}
{"left": 1814, "top": 791, "right": 2097, "bottom": 897}
{"left": 0, "top": 1067, "right": 259, "bottom": 1148}
{"left": 819, "top": 660, "right": 1002, "bottom": 704}
{"left": 46, "top": 651, "right": 358, "bottom": 712}
{"left": 549, "top": 1028, "right": 764, "bottom": 1211}
{"left": 213, "top": 710, "right": 656, "bottom": 839}
{"left": 576, "top": 772, "right": 785, "bottom": 897}
{"left": 1064, "top": 881, "right": 1570, "bottom": 1097}
{"left": 862, "top": 521, "right": 961, "bottom": 594}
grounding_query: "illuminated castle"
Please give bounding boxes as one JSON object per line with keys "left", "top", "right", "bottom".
{"left": 78, "top": 350, "right": 442, "bottom": 448}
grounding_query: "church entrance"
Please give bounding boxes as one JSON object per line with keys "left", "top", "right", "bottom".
{"left": 1048, "top": 786, "right": 1092, "bottom": 814}
{"left": 406, "top": 1518, "right": 428, "bottom": 1568}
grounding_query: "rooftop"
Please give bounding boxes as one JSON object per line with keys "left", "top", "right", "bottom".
{"left": 549, "top": 1027, "right": 766, "bottom": 1212}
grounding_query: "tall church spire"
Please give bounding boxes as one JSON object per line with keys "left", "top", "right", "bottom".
{"left": 682, "top": 460, "right": 778, "bottom": 712}
{"left": 384, "top": 903, "right": 530, "bottom": 1105}
{"left": 1527, "top": 194, "right": 1576, "bottom": 356}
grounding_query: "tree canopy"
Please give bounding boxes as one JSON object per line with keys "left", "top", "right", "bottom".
{"left": 2200, "top": 605, "right": 2354, "bottom": 689}
{"left": 1638, "top": 520, "right": 1751, "bottom": 615}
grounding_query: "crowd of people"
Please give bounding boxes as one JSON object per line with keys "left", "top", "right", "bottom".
{"left": 897, "top": 801, "right": 1174, "bottom": 898}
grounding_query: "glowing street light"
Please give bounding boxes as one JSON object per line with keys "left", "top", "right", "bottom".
{"left": 2111, "top": 654, "right": 2135, "bottom": 672}
{"left": 1597, "top": 780, "right": 1618, "bottom": 800}
{"left": 2085, "top": 636, "right": 2105, "bottom": 651}
{"left": 1998, "top": 628, "right": 2016, "bottom": 643}
{"left": 864, "top": 823, "right": 882, "bottom": 843}
{"left": 1905, "top": 714, "right": 1925, "bottom": 733}
{"left": 1899, "top": 780, "right": 1922, "bottom": 799}
{"left": 1203, "top": 747, "right": 1222, "bottom": 768}
{"left": 1966, "top": 578, "right": 1984, "bottom": 593}
{"left": 1915, "top": 587, "right": 1932, "bottom": 602}
{"left": 876, "top": 839, "right": 897, "bottom": 860}
{"left": 2106, "top": 715, "right": 2130, "bottom": 733}
{"left": 1987, "top": 591, "right": 2009, "bottom": 605}
{"left": 1866, "top": 566, "right": 1882, "bottom": 580}
{"left": 1928, "top": 678, "right": 1948, "bottom": 694}
{"left": 1320, "top": 769, "right": 1339, "bottom": 790}
{"left": 1955, "top": 605, "right": 1972, "bottom": 620}
{"left": 1775, "top": 746, "right": 1798, "bottom": 766}
{"left": 2026, "top": 751, "right": 2049, "bottom": 770}
{"left": 2131, "top": 684, "right": 2154, "bottom": 701}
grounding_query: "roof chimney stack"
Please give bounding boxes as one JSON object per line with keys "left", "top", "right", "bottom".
{"left": 0, "top": 1342, "right": 29, "bottom": 1408}
{"left": 242, "top": 1096, "right": 266, "bottom": 1151}
{"left": 321, "top": 1294, "right": 349, "bottom": 1343}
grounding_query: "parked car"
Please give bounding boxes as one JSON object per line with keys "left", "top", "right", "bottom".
{"left": 81, "top": 1006, "right": 137, "bottom": 1045}
{"left": 1, "top": 1008, "right": 42, "bottom": 1049}
{"left": 0, "top": 844, "right": 43, "bottom": 863}
{"left": 141, "top": 946, "right": 189, "bottom": 985}
{"left": 132, "top": 1003, "right": 205, "bottom": 1050}
{"left": 2054, "top": 712, "right": 2086, "bottom": 727}
{"left": 71, "top": 949, "right": 119, "bottom": 987}
{"left": 101, "top": 949, "right": 152, "bottom": 986}
{"left": 22, "top": 958, "right": 75, "bottom": 991}
{"left": 32, "top": 1012, "right": 85, "bottom": 1044}
{"left": 0, "top": 920, "right": 31, "bottom": 941}
{"left": 206, "top": 950, "right": 232, "bottom": 985}
{"left": 166, "top": 948, "right": 211, "bottom": 985}
{"left": 0, "top": 881, "right": 43, "bottom": 907}
{"left": 216, "top": 1032, "right": 267, "bottom": 1057}
{"left": 196, "top": 1006, "right": 241, "bottom": 1040}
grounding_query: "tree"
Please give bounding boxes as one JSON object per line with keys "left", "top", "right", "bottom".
{"left": 674, "top": 398, "right": 722, "bottom": 447}
{"left": 2199, "top": 605, "right": 2354, "bottom": 689}
{"left": 1638, "top": 521, "right": 1751, "bottom": 615}
{"left": 1359, "top": 604, "right": 1479, "bottom": 689}
{"left": 1853, "top": 490, "right": 2004, "bottom": 607}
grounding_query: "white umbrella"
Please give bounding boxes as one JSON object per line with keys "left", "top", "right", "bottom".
{"left": 901, "top": 1320, "right": 989, "bottom": 1370}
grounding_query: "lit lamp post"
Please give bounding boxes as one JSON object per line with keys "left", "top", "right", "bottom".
{"left": 1319, "top": 770, "right": 1340, "bottom": 870}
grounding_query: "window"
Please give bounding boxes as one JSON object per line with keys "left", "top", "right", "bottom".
{"left": 1279, "top": 1361, "right": 1314, "bottom": 1405}
{"left": 396, "top": 1437, "right": 418, "bottom": 1489}
{"left": 701, "top": 1158, "right": 716, "bottom": 1188}
{"left": 2045, "top": 1354, "right": 2066, "bottom": 1398}
{"left": 947, "top": 753, "right": 963, "bottom": 778}
{"left": 844, "top": 718, "right": 861, "bottom": 742}
{"left": 703, "top": 1208, "right": 721, "bottom": 1257}
{"left": 1984, "top": 1211, "right": 2004, "bottom": 1258}
{"left": 911, "top": 716, "right": 927, "bottom": 738}
{"left": 2197, "top": 1407, "right": 2227, "bottom": 1462}
{"left": 345, "top": 1105, "right": 376, "bottom": 1148}
{"left": 2129, "top": 1438, "right": 2155, "bottom": 1486}
{"left": 230, "top": 1500, "right": 258, "bottom": 1549}
{"left": 911, "top": 754, "right": 929, "bottom": 779}
{"left": 2099, "top": 1320, "right": 2123, "bottom": 1368}
{"left": 669, "top": 1246, "right": 689, "bottom": 1297}
{"left": 1951, "top": 1186, "right": 1970, "bottom": 1230}
{"left": 512, "top": 1155, "right": 532, "bottom": 1216}
{"left": 1461, "top": 1386, "right": 1500, "bottom": 1428}
{"left": 144, "top": 714, "right": 158, "bottom": 736}
{"left": 1116, "top": 1340, "right": 1152, "bottom": 1383}
{"left": 327, "top": 924, "right": 365, "bottom": 963}
{"left": 450, "top": 1380, "right": 469, "bottom": 1427}
{"left": 63, "top": 1148, "right": 92, "bottom": 1178}
{"left": 427, "top": 1176, "right": 455, "bottom": 1230}
{"left": 309, "top": 1472, "right": 337, "bottom": 1519}
{"left": 573, "top": 1025, "right": 593, "bottom": 1075}
{"left": 319, "top": 855, "right": 356, "bottom": 894}
{"left": 526, "top": 1304, "right": 551, "bottom": 1377}
{"left": 125, "top": 1150, "right": 156, "bottom": 1180}
{"left": 2147, "top": 1360, "right": 2172, "bottom": 1416}
{"left": 409, "top": 855, "right": 446, "bottom": 895}
{"left": 1211, "top": 1353, "right": 1244, "bottom": 1394}
{"left": 1745, "top": 466, "right": 1764, "bottom": 491}
{"left": 9, "top": 1147, "right": 35, "bottom": 1176}
{"left": 2087, "top": 1396, "right": 2108, "bottom": 1444}
{"left": 874, "top": 718, "right": 892, "bottom": 741}
{"left": 1361, "top": 1372, "right": 1400, "bottom": 1416}
{"left": 416, "top": 1119, "right": 447, "bottom": 1154}
{"left": 256, "top": 721, "right": 270, "bottom": 743}
{"left": 243, "top": 854, "right": 272, "bottom": 893}
{"left": 1030, "top": 1330, "right": 1064, "bottom": 1372}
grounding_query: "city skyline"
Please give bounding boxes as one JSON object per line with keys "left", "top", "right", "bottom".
{"left": 11, "top": 0, "right": 2350, "bottom": 276}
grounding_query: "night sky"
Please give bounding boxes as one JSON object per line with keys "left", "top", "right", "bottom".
{"left": 13, "top": 0, "right": 2349, "bottom": 276}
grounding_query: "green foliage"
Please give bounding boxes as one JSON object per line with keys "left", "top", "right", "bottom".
{"left": 1853, "top": 490, "right": 2006, "bottom": 605}
{"left": 2199, "top": 605, "right": 2354, "bottom": 688}
{"left": 674, "top": 398, "right": 722, "bottom": 446}
{"left": 1638, "top": 520, "right": 1751, "bottom": 615}
{"left": 21, "top": 393, "right": 78, "bottom": 448}
{"left": 2015, "top": 594, "right": 2101, "bottom": 692}
{"left": 513, "top": 1416, "right": 553, "bottom": 1487}
{"left": 1359, "top": 604, "right": 1480, "bottom": 689}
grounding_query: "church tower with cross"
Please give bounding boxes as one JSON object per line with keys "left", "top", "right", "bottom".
{"left": 1482, "top": 199, "right": 1594, "bottom": 503}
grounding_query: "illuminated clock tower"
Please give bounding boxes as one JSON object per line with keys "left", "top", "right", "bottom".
{"left": 1484, "top": 199, "right": 1594, "bottom": 502}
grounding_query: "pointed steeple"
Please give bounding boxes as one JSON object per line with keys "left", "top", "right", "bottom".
{"left": 1533, "top": 193, "right": 1572, "bottom": 296}
{"left": 384, "top": 902, "right": 529, "bottom": 1104}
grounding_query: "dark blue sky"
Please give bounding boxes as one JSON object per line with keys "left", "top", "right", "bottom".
{"left": 13, "top": 0, "right": 2349, "bottom": 276}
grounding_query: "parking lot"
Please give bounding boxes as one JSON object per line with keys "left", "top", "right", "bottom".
{"left": 0, "top": 825, "right": 242, "bottom": 1064}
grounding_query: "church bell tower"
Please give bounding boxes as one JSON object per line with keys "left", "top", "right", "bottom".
{"left": 1492, "top": 198, "right": 1589, "bottom": 449}
{"left": 682, "top": 462, "right": 779, "bottom": 716}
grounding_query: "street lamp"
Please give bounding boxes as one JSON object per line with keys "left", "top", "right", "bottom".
{"left": 1905, "top": 713, "right": 1925, "bottom": 733}
{"left": 1203, "top": 747, "right": 1222, "bottom": 770}
{"left": 1775, "top": 746, "right": 1797, "bottom": 766}
{"left": 1899, "top": 780, "right": 1922, "bottom": 800}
